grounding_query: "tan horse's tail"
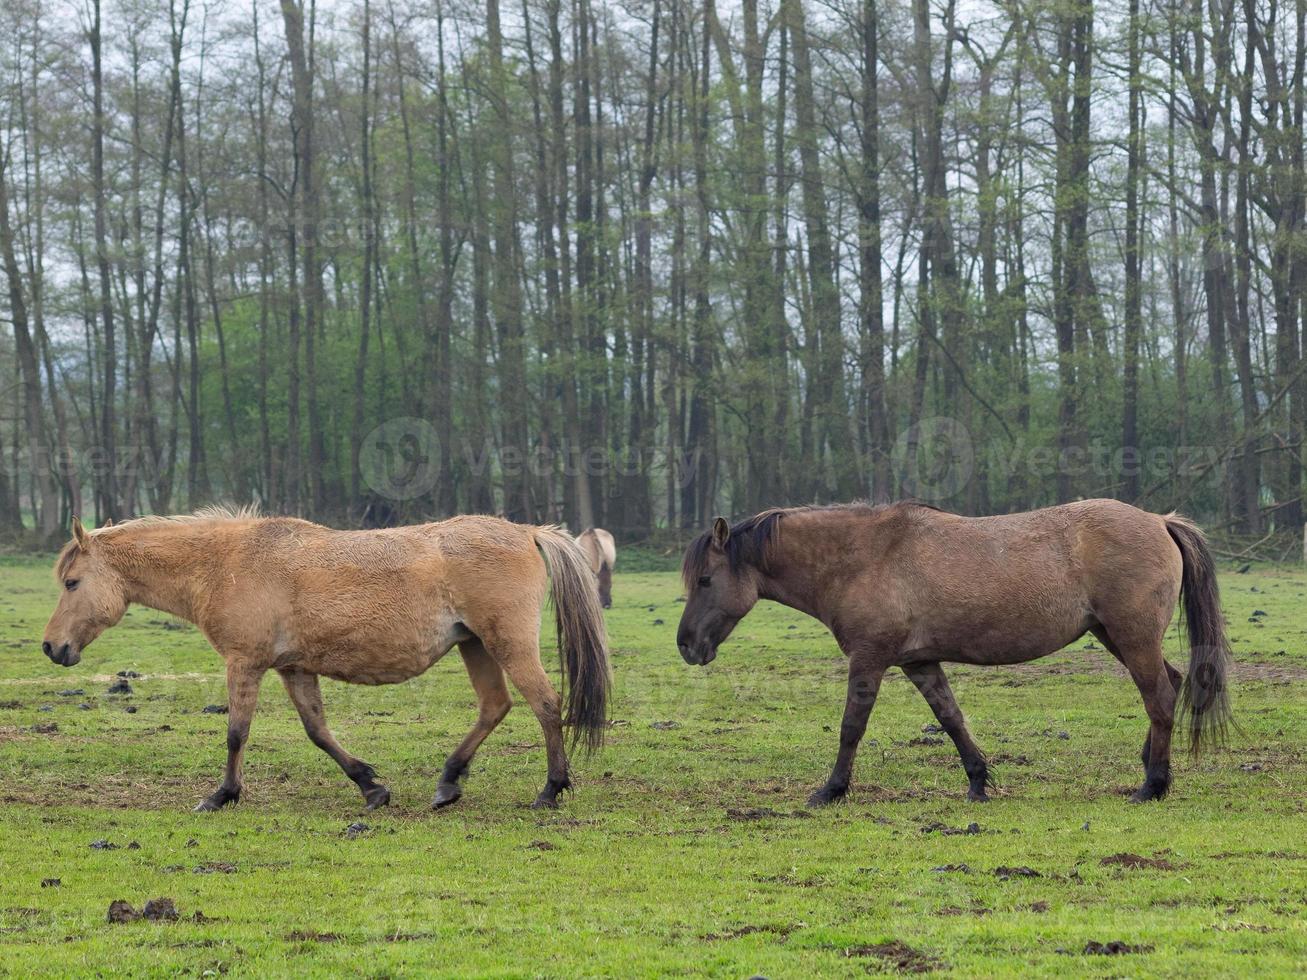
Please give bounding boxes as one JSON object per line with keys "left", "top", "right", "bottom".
{"left": 534, "top": 526, "right": 612, "bottom": 752}
{"left": 1165, "top": 514, "right": 1234, "bottom": 757}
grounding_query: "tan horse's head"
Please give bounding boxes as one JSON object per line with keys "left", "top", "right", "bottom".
{"left": 42, "top": 519, "right": 128, "bottom": 668}
{"left": 677, "top": 516, "right": 763, "bottom": 665}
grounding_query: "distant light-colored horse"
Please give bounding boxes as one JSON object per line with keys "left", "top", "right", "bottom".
{"left": 576, "top": 528, "right": 617, "bottom": 608}
{"left": 41, "top": 508, "right": 610, "bottom": 812}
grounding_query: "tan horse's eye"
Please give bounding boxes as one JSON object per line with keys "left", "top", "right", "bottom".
{"left": 697, "top": 576, "right": 711, "bottom": 588}
{"left": 64, "top": 579, "right": 80, "bottom": 591}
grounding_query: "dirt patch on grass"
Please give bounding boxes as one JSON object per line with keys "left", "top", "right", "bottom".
{"left": 1100, "top": 852, "right": 1177, "bottom": 871}
{"left": 700, "top": 923, "right": 799, "bottom": 942}
{"left": 843, "top": 940, "right": 943, "bottom": 973}
{"left": 1082, "top": 940, "right": 1153, "bottom": 955}
{"left": 993, "top": 865, "right": 1041, "bottom": 879}
{"left": 724, "top": 806, "right": 812, "bottom": 821}
{"left": 288, "top": 929, "right": 344, "bottom": 943}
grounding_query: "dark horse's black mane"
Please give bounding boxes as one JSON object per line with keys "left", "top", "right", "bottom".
{"left": 681, "top": 500, "right": 941, "bottom": 587}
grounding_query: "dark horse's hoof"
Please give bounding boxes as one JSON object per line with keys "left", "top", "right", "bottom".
{"left": 364, "top": 785, "right": 391, "bottom": 810}
{"left": 432, "top": 782, "right": 462, "bottom": 809}
{"left": 807, "top": 785, "right": 847, "bottom": 807}
{"left": 530, "top": 776, "right": 570, "bottom": 809}
{"left": 194, "top": 787, "right": 239, "bottom": 812}
{"left": 967, "top": 789, "right": 991, "bottom": 802}
{"left": 1128, "top": 788, "right": 1164, "bottom": 804}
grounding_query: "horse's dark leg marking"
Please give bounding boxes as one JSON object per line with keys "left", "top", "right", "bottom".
{"left": 433, "top": 639, "right": 513, "bottom": 809}
{"left": 494, "top": 639, "right": 571, "bottom": 809}
{"left": 1093, "top": 626, "right": 1182, "bottom": 787}
{"left": 902, "top": 662, "right": 992, "bottom": 801}
{"left": 597, "top": 563, "right": 613, "bottom": 609}
{"left": 809, "top": 656, "right": 884, "bottom": 807}
{"left": 196, "top": 662, "right": 264, "bottom": 812}
{"left": 277, "top": 668, "right": 390, "bottom": 810}
{"left": 1124, "top": 649, "right": 1177, "bottom": 802}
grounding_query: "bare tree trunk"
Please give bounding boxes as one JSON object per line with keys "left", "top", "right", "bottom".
{"left": 1121, "top": 0, "right": 1142, "bottom": 500}
{"left": 486, "top": 0, "right": 532, "bottom": 522}
{"left": 0, "top": 156, "right": 58, "bottom": 539}
{"left": 89, "top": 0, "right": 120, "bottom": 520}
{"left": 859, "top": 0, "right": 891, "bottom": 501}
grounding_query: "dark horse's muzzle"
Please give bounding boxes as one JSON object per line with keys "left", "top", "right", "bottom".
{"left": 42, "top": 641, "right": 80, "bottom": 667}
{"left": 678, "top": 641, "right": 717, "bottom": 666}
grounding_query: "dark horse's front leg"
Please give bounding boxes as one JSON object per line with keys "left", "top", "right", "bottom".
{"left": 195, "top": 662, "right": 265, "bottom": 812}
{"left": 809, "top": 657, "right": 885, "bottom": 806}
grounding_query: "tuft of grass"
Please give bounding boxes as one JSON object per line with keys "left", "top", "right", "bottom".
{"left": 0, "top": 558, "right": 1304, "bottom": 976}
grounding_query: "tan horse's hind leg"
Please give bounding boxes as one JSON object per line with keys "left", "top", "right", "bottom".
{"left": 278, "top": 668, "right": 391, "bottom": 810}
{"left": 486, "top": 633, "right": 571, "bottom": 808}
{"left": 195, "top": 661, "right": 265, "bottom": 812}
{"left": 433, "top": 639, "right": 513, "bottom": 809}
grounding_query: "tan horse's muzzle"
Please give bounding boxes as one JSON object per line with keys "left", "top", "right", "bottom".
{"left": 41, "top": 640, "right": 81, "bottom": 667}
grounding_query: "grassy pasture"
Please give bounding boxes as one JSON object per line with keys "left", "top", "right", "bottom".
{"left": 0, "top": 555, "right": 1304, "bottom": 977}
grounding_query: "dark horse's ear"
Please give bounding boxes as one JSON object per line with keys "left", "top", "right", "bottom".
{"left": 711, "top": 517, "right": 731, "bottom": 549}
{"left": 71, "top": 517, "right": 91, "bottom": 551}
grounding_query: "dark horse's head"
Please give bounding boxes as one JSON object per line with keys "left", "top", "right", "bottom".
{"left": 677, "top": 513, "right": 783, "bottom": 665}
{"left": 42, "top": 519, "right": 128, "bottom": 668}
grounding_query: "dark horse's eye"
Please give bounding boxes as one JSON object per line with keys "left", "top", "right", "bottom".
{"left": 64, "top": 579, "right": 80, "bottom": 592}
{"left": 697, "top": 576, "right": 712, "bottom": 588}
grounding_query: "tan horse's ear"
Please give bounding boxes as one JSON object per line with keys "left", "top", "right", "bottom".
{"left": 71, "top": 517, "right": 91, "bottom": 551}
{"left": 102, "top": 518, "right": 114, "bottom": 528}
{"left": 712, "top": 517, "right": 731, "bottom": 548}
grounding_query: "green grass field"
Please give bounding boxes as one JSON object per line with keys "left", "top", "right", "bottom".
{"left": 0, "top": 554, "right": 1304, "bottom": 977}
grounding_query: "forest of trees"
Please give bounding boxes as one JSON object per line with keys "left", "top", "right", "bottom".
{"left": 0, "top": 0, "right": 1305, "bottom": 546}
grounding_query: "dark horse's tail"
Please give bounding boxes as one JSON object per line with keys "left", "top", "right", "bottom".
{"left": 1165, "top": 515, "right": 1233, "bottom": 757}
{"left": 535, "top": 526, "right": 612, "bottom": 752}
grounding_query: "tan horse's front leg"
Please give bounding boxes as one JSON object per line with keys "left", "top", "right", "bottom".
{"left": 195, "top": 661, "right": 265, "bottom": 812}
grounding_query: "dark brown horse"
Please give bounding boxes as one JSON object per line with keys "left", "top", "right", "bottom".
{"left": 677, "top": 500, "right": 1232, "bottom": 804}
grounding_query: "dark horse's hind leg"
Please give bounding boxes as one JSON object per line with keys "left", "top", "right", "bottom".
{"left": 278, "top": 668, "right": 391, "bottom": 810}
{"left": 902, "top": 662, "right": 992, "bottom": 801}
{"left": 809, "top": 656, "right": 885, "bottom": 806}
{"left": 433, "top": 639, "right": 513, "bottom": 809}
{"left": 1093, "top": 627, "right": 1181, "bottom": 800}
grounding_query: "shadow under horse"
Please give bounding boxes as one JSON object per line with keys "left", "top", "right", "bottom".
{"left": 677, "top": 499, "right": 1233, "bottom": 805}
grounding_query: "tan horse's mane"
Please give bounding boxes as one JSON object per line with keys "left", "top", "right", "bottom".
{"left": 56, "top": 504, "right": 262, "bottom": 580}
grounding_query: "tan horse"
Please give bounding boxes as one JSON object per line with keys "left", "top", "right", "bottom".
{"left": 576, "top": 527, "right": 617, "bottom": 608}
{"left": 677, "top": 500, "right": 1233, "bottom": 805}
{"left": 41, "top": 508, "right": 610, "bottom": 812}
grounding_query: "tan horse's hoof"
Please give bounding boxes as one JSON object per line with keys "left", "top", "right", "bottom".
{"left": 432, "top": 783, "right": 462, "bottom": 809}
